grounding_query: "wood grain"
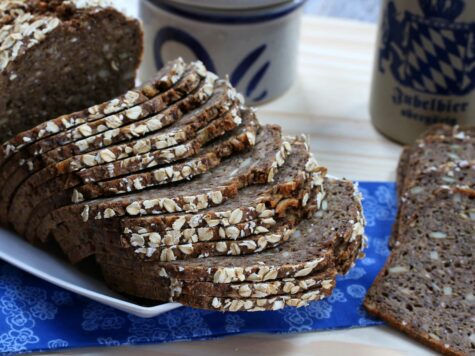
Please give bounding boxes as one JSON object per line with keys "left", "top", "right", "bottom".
{"left": 259, "top": 16, "right": 402, "bottom": 181}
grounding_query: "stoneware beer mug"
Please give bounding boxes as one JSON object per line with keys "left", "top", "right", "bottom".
{"left": 370, "top": 0, "right": 475, "bottom": 144}
{"left": 139, "top": 0, "right": 307, "bottom": 105}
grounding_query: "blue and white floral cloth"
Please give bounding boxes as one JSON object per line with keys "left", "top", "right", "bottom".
{"left": 0, "top": 182, "right": 397, "bottom": 354}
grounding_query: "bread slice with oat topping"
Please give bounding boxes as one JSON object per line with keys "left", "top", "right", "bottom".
{"left": 0, "top": 58, "right": 185, "bottom": 165}
{"left": 0, "top": 0, "right": 143, "bottom": 143}
{"left": 8, "top": 103, "right": 249, "bottom": 236}
{"left": 97, "top": 178, "right": 362, "bottom": 286}
{"left": 0, "top": 63, "right": 210, "bottom": 225}
{"left": 101, "top": 267, "right": 337, "bottom": 301}
{"left": 34, "top": 124, "right": 287, "bottom": 245}
{"left": 42, "top": 133, "right": 315, "bottom": 262}
{"left": 99, "top": 234, "right": 363, "bottom": 303}
{"left": 98, "top": 224, "right": 364, "bottom": 304}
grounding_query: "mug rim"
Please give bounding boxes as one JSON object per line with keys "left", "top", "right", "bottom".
{"left": 169, "top": 0, "right": 293, "bottom": 11}
{"left": 143, "top": 0, "right": 307, "bottom": 24}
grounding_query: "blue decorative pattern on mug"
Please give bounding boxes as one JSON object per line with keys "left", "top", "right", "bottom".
{"left": 154, "top": 27, "right": 270, "bottom": 102}
{"left": 378, "top": 0, "right": 475, "bottom": 96}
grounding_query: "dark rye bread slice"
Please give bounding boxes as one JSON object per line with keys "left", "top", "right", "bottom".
{"left": 0, "top": 0, "right": 143, "bottom": 143}
{"left": 174, "top": 288, "right": 332, "bottom": 312}
{"left": 364, "top": 187, "right": 475, "bottom": 356}
{"left": 101, "top": 219, "right": 297, "bottom": 262}
{"left": 101, "top": 268, "right": 337, "bottom": 301}
{"left": 0, "top": 64, "right": 210, "bottom": 224}
{"left": 8, "top": 104, "right": 249, "bottom": 236}
{"left": 44, "top": 75, "right": 229, "bottom": 166}
{"left": 46, "top": 136, "right": 314, "bottom": 263}
{"left": 392, "top": 161, "right": 475, "bottom": 248}
{"left": 397, "top": 125, "right": 475, "bottom": 197}
{"left": 395, "top": 125, "right": 464, "bottom": 197}
{"left": 173, "top": 236, "right": 363, "bottom": 311}
{"left": 37, "top": 66, "right": 211, "bottom": 163}
{"left": 72, "top": 106, "right": 249, "bottom": 199}
{"left": 122, "top": 216, "right": 283, "bottom": 247}
{"left": 35, "top": 125, "right": 288, "bottom": 244}
{"left": 97, "top": 178, "right": 363, "bottom": 285}
{"left": 100, "top": 229, "right": 365, "bottom": 302}
{"left": 0, "top": 58, "right": 185, "bottom": 163}
{"left": 104, "top": 271, "right": 337, "bottom": 311}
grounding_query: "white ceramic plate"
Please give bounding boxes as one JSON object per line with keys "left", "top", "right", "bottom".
{"left": 0, "top": 227, "right": 182, "bottom": 318}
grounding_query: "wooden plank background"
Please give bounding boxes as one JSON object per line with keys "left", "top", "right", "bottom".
{"left": 304, "top": 0, "right": 382, "bottom": 22}
{"left": 259, "top": 16, "right": 401, "bottom": 181}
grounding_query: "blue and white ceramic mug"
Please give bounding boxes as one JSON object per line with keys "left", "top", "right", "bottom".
{"left": 139, "top": 0, "right": 307, "bottom": 104}
{"left": 371, "top": 0, "right": 475, "bottom": 143}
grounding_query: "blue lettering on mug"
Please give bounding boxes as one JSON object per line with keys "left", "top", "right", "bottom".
{"left": 378, "top": 0, "right": 475, "bottom": 96}
{"left": 154, "top": 26, "right": 270, "bottom": 102}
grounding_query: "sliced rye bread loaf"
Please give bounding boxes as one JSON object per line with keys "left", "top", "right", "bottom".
{"left": 97, "top": 178, "right": 365, "bottom": 305}
{"left": 0, "top": 64, "right": 210, "bottom": 223}
{"left": 7, "top": 104, "right": 249, "bottom": 235}
{"left": 100, "top": 230, "right": 364, "bottom": 302}
{"left": 34, "top": 124, "right": 289, "bottom": 244}
{"left": 96, "top": 178, "right": 363, "bottom": 285}
{"left": 0, "top": 57, "right": 185, "bottom": 164}
{"left": 0, "top": 0, "right": 143, "bottom": 143}
{"left": 364, "top": 187, "right": 475, "bottom": 356}
{"left": 0, "top": 74, "right": 230, "bottom": 222}
{"left": 45, "top": 135, "right": 315, "bottom": 263}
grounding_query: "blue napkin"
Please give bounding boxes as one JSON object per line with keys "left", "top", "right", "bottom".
{"left": 0, "top": 182, "right": 397, "bottom": 354}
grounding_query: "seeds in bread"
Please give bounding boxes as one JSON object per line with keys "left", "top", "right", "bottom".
{"left": 100, "top": 266, "right": 337, "bottom": 300}
{"left": 7, "top": 104, "right": 249, "bottom": 235}
{"left": 43, "top": 136, "right": 315, "bottom": 262}
{"left": 34, "top": 124, "right": 286, "bottom": 244}
{"left": 364, "top": 187, "right": 475, "bottom": 356}
{"left": 0, "top": 0, "right": 143, "bottom": 143}
{"left": 96, "top": 178, "right": 363, "bottom": 285}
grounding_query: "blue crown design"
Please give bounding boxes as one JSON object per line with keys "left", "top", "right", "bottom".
{"left": 418, "top": 0, "right": 465, "bottom": 21}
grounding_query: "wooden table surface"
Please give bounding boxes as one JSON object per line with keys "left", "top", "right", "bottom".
{"left": 52, "top": 15, "right": 438, "bottom": 356}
